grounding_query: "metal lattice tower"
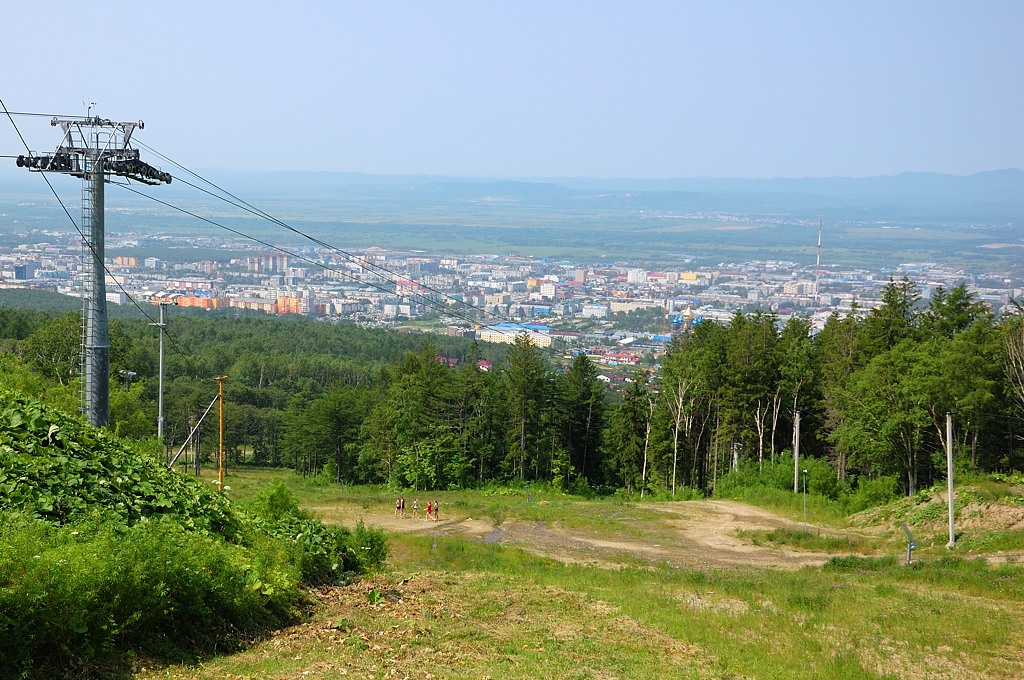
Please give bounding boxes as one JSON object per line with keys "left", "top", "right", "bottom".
{"left": 16, "top": 114, "right": 171, "bottom": 427}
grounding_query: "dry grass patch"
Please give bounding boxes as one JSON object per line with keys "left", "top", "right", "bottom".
{"left": 137, "top": 571, "right": 710, "bottom": 679}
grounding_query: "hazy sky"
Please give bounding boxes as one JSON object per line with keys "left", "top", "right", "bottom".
{"left": 2, "top": 1, "right": 1022, "bottom": 179}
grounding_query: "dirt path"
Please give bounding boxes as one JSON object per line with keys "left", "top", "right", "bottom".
{"left": 312, "top": 499, "right": 842, "bottom": 570}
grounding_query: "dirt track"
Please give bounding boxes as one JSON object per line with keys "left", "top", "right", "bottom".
{"left": 314, "top": 499, "right": 844, "bottom": 570}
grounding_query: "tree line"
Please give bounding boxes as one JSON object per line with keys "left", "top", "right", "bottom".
{"left": 2, "top": 278, "right": 1023, "bottom": 496}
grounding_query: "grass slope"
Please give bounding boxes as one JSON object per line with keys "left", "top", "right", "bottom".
{"left": 138, "top": 469, "right": 1024, "bottom": 679}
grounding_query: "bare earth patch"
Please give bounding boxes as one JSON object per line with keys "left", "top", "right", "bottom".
{"left": 314, "top": 498, "right": 841, "bottom": 570}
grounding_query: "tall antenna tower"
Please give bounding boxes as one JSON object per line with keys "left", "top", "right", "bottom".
{"left": 16, "top": 114, "right": 171, "bottom": 427}
{"left": 813, "top": 218, "right": 823, "bottom": 307}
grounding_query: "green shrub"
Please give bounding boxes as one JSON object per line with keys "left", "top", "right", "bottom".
{"left": 842, "top": 475, "right": 899, "bottom": 513}
{"left": 246, "top": 479, "right": 305, "bottom": 522}
{"left": 244, "top": 480, "right": 388, "bottom": 584}
{"left": 716, "top": 457, "right": 841, "bottom": 501}
{"left": 351, "top": 520, "right": 389, "bottom": 571}
{"left": 311, "top": 459, "right": 339, "bottom": 487}
{"left": 0, "top": 514, "right": 303, "bottom": 678}
{"left": 739, "top": 527, "right": 863, "bottom": 552}
{"left": 0, "top": 390, "right": 239, "bottom": 539}
{"left": 638, "top": 486, "right": 705, "bottom": 501}
{"left": 824, "top": 554, "right": 899, "bottom": 572}
{"left": 568, "top": 476, "right": 595, "bottom": 498}
{"left": 0, "top": 391, "right": 387, "bottom": 677}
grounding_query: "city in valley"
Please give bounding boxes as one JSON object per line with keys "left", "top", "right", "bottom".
{"left": 2, "top": 169, "right": 1022, "bottom": 369}
{"left": 1, "top": 222, "right": 1021, "bottom": 368}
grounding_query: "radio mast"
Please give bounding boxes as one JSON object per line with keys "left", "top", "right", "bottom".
{"left": 16, "top": 114, "right": 171, "bottom": 427}
{"left": 813, "top": 218, "right": 823, "bottom": 307}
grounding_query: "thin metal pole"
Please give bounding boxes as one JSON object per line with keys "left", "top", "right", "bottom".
{"left": 155, "top": 302, "right": 169, "bottom": 439}
{"left": 216, "top": 376, "right": 227, "bottom": 492}
{"left": 947, "top": 411, "right": 956, "bottom": 548}
{"left": 167, "top": 394, "right": 220, "bottom": 468}
{"left": 793, "top": 410, "right": 801, "bottom": 493}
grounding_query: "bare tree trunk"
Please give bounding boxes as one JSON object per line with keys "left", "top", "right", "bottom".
{"left": 667, "top": 377, "right": 690, "bottom": 497}
{"left": 754, "top": 400, "right": 767, "bottom": 472}
{"left": 769, "top": 390, "right": 782, "bottom": 464}
{"left": 519, "top": 415, "right": 527, "bottom": 480}
{"left": 693, "top": 403, "right": 709, "bottom": 489}
{"left": 640, "top": 396, "right": 655, "bottom": 499}
{"left": 712, "top": 408, "right": 721, "bottom": 494}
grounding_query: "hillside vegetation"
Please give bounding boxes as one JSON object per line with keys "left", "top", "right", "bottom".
{"left": 0, "top": 390, "right": 386, "bottom": 680}
{"left": 3, "top": 278, "right": 1023, "bottom": 504}
{"left": 2, "top": 287, "right": 1024, "bottom": 676}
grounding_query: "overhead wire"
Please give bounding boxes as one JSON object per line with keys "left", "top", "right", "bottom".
{"left": 135, "top": 140, "right": 526, "bottom": 330}
{"left": 130, "top": 141, "right": 533, "bottom": 338}
{"left": 2, "top": 110, "right": 91, "bottom": 120}
{"left": 4, "top": 103, "right": 539, "bottom": 344}
{"left": 117, "top": 181, "right": 525, "bottom": 337}
{"left": 1, "top": 98, "right": 164, "bottom": 329}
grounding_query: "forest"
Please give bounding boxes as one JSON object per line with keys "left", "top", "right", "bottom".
{"left": 2, "top": 278, "right": 1023, "bottom": 500}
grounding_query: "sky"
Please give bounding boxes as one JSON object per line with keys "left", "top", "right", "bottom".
{"left": 2, "top": 1, "right": 1023, "bottom": 180}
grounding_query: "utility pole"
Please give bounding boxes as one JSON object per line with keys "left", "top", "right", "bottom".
{"left": 15, "top": 114, "right": 171, "bottom": 427}
{"left": 802, "top": 468, "right": 808, "bottom": 531}
{"left": 947, "top": 412, "right": 956, "bottom": 548}
{"left": 151, "top": 301, "right": 173, "bottom": 441}
{"left": 793, "top": 410, "right": 801, "bottom": 493}
{"left": 215, "top": 376, "right": 228, "bottom": 492}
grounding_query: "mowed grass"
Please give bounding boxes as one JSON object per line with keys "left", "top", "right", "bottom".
{"left": 138, "top": 469, "right": 1024, "bottom": 679}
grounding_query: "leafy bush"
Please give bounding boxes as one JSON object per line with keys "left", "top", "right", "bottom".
{"left": 637, "top": 485, "right": 705, "bottom": 502}
{"left": 0, "top": 514, "right": 302, "bottom": 679}
{"left": 568, "top": 476, "right": 595, "bottom": 498}
{"left": 0, "top": 391, "right": 238, "bottom": 538}
{"left": 824, "top": 554, "right": 899, "bottom": 572}
{"left": 246, "top": 479, "right": 304, "bottom": 522}
{"left": 842, "top": 475, "right": 899, "bottom": 513}
{"left": 906, "top": 499, "right": 947, "bottom": 526}
{"left": 0, "top": 391, "right": 387, "bottom": 677}
{"left": 739, "top": 527, "right": 863, "bottom": 552}
{"left": 245, "top": 481, "right": 388, "bottom": 584}
{"left": 716, "top": 457, "right": 842, "bottom": 502}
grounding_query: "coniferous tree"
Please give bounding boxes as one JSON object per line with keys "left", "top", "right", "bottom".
{"left": 555, "top": 353, "right": 606, "bottom": 486}
{"left": 606, "top": 370, "right": 654, "bottom": 493}
{"left": 857, "top": 277, "right": 920, "bottom": 360}
{"left": 815, "top": 308, "right": 860, "bottom": 480}
{"left": 502, "top": 333, "right": 548, "bottom": 480}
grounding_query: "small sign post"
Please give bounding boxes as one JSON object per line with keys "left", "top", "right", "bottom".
{"left": 901, "top": 523, "right": 917, "bottom": 565}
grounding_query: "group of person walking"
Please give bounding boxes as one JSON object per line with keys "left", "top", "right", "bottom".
{"left": 395, "top": 496, "right": 440, "bottom": 521}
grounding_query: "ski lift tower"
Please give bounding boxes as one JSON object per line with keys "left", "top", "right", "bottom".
{"left": 15, "top": 113, "right": 172, "bottom": 427}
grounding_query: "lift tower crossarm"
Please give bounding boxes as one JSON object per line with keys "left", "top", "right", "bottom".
{"left": 17, "top": 117, "right": 171, "bottom": 185}
{"left": 52, "top": 116, "right": 143, "bottom": 155}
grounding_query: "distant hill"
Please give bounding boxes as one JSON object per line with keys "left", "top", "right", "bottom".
{"left": 4, "top": 167, "right": 1021, "bottom": 220}
{"left": 195, "top": 168, "right": 1024, "bottom": 223}
{"left": 3, "top": 168, "right": 1021, "bottom": 271}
